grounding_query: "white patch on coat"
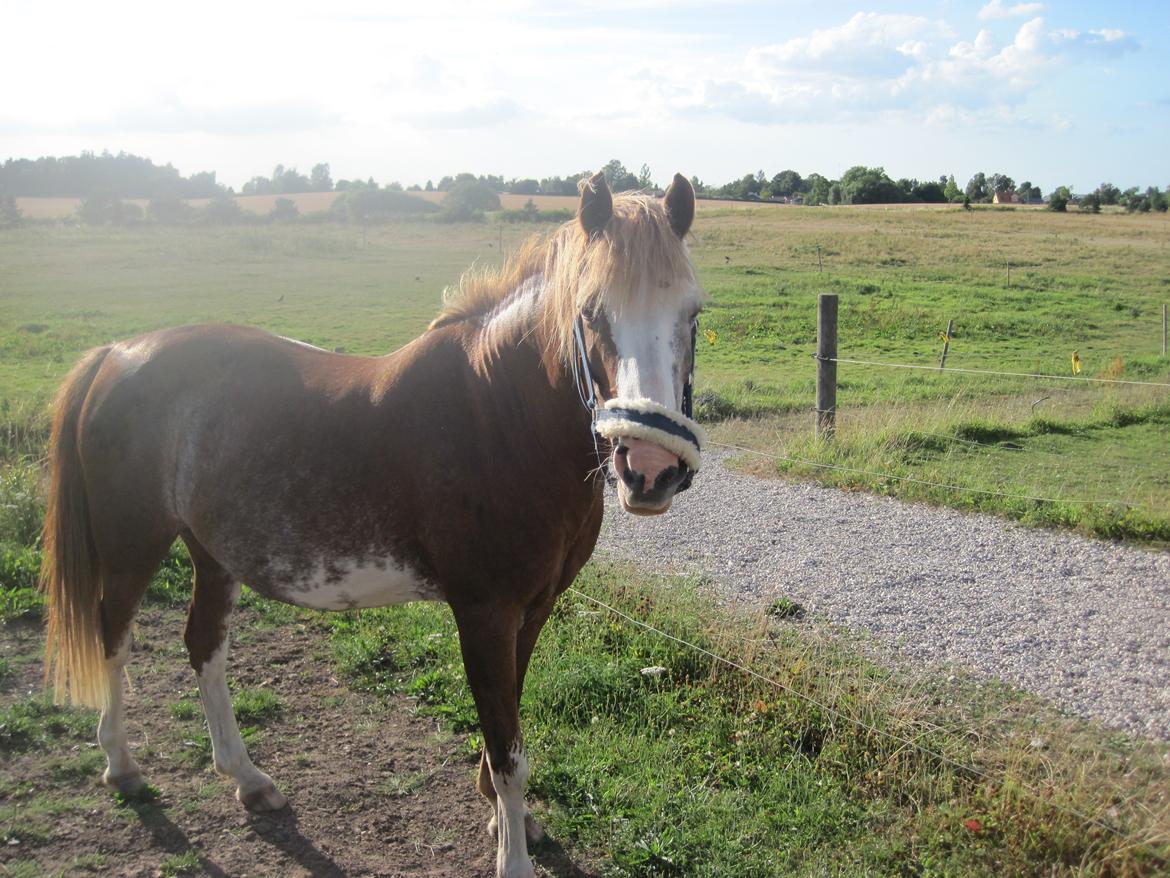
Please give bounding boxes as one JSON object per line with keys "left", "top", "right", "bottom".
{"left": 276, "top": 335, "right": 327, "bottom": 352}
{"left": 110, "top": 338, "right": 159, "bottom": 376}
{"left": 289, "top": 555, "right": 438, "bottom": 610}
{"left": 486, "top": 275, "right": 543, "bottom": 343}
{"left": 489, "top": 742, "right": 534, "bottom": 878}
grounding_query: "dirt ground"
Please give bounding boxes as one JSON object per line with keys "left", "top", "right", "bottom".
{"left": 0, "top": 607, "right": 598, "bottom": 878}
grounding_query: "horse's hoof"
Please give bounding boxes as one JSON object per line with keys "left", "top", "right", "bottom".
{"left": 238, "top": 782, "right": 288, "bottom": 812}
{"left": 487, "top": 814, "right": 498, "bottom": 838}
{"left": 103, "top": 768, "right": 147, "bottom": 796}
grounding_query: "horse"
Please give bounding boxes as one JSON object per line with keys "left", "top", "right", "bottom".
{"left": 40, "top": 171, "right": 706, "bottom": 878}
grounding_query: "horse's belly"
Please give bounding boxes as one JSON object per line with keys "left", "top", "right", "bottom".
{"left": 266, "top": 555, "right": 440, "bottom": 610}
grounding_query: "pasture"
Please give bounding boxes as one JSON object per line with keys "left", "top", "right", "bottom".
{"left": 2, "top": 205, "right": 1169, "bottom": 875}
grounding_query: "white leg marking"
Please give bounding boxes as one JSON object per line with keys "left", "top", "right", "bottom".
{"left": 98, "top": 634, "right": 145, "bottom": 793}
{"left": 490, "top": 744, "right": 535, "bottom": 878}
{"left": 196, "top": 635, "right": 287, "bottom": 811}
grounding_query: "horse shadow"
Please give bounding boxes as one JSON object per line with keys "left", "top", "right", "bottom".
{"left": 244, "top": 805, "right": 600, "bottom": 878}
{"left": 116, "top": 795, "right": 232, "bottom": 878}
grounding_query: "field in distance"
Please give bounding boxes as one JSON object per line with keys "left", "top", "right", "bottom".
{"left": 1, "top": 204, "right": 1167, "bottom": 541}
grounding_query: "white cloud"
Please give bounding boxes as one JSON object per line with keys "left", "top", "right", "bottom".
{"left": 978, "top": 0, "right": 1045, "bottom": 21}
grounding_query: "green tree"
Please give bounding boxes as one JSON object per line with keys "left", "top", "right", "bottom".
{"left": 839, "top": 166, "right": 900, "bottom": 204}
{"left": 988, "top": 173, "right": 1015, "bottom": 198}
{"left": 600, "top": 159, "right": 639, "bottom": 192}
{"left": 0, "top": 194, "right": 22, "bottom": 228}
{"left": 242, "top": 175, "right": 274, "bottom": 195}
{"left": 942, "top": 175, "right": 962, "bottom": 202}
{"left": 770, "top": 170, "right": 803, "bottom": 198}
{"left": 269, "top": 197, "right": 299, "bottom": 222}
{"left": 965, "top": 172, "right": 989, "bottom": 203}
{"left": 804, "top": 174, "right": 831, "bottom": 205}
{"left": 78, "top": 191, "right": 128, "bottom": 224}
{"left": 147, "top": 193, "right": 192, "bottom": 224}
{"left": 637, "top": 164, "right": 653, "bottom": 190}
{"left": 310, "top": 163, "right": 333, "bottom": 192}
{"left": 440, "top": 179, "right": 501, "bottom": 220}
{"left": 1095, "top": 182, "right": 1121, "bottom": 205}
{"left": 202, "top": 193, "right": 241, "bottom": 224}
{"left": 1079, "top": 191, "right": 1101, "bottom": 213}
{"left": 1047, "top": 186, "right": 1071, "bottom": 212}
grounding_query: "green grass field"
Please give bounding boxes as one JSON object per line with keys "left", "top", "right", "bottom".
{"left": 2, "top": 205, "right": 1167, "bottom": 541}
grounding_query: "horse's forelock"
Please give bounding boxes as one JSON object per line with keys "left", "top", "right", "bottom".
{"left": 430, "top": 193, "right": 695, "bottom": 365}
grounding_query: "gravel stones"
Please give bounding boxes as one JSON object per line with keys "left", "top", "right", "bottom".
{"left": 597, "top": 451, "right": 1170, "bottom": 740}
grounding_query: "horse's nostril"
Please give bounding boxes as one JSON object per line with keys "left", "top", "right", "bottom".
{"left": 615, "top": 444, "right": 629, "bottom": 457}
{"left": 653, "top": 466, "right": 679, "bottom": 492}
{"left": 621, "top": 465, "right": 638, "bottom": 489}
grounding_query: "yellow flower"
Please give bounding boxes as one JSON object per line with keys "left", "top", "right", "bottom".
{"left": 703, "top": 329, "right": 717, "bottom": 345}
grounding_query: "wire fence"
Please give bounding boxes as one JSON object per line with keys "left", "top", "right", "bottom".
{"left": 566, "top": 584, "right": 1160, "bottom": 854}
{"left": 830, "top": 356, "right": 1170, "bottom": 389}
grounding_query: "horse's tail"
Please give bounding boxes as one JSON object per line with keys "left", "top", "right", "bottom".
{"left": 42, "top": 345, "right": 112, "bottom": 711}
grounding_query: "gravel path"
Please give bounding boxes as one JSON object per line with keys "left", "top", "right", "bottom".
{"left": 596, "top": 450, "right": 1170, "bottom": 741}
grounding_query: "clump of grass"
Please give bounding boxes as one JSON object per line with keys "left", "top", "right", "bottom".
{"left": 329, "top": 561, "right": 1170, "bottom": 875}
{"left": 0, "top": 698, "right": 93, "bottom": 753}
{"left": 0, "top": 459, "right": 44, "bottom": 549}
{"left": 231, "top": 688, "right": 283, "bottom": 724}
{"left": 159, "top": 850, "right": 201, "bottom": 877}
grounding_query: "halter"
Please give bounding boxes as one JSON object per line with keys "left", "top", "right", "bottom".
{"left": 571, "top": 316, "right": 704, "bottom": 491}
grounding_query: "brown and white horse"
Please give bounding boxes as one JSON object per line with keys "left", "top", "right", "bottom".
{"left": 41, "top": 172, "right": 705, "bottom": 877}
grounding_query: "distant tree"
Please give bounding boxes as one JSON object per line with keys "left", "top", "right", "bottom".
{"left": 271, "top": 165, "right": 311, "bottom": 194}
{"left": 78, "top": 191, "right": 128, "bottom": 224}
{"left": 1015, "top": 181, "right": 1040, "bottom": 203}
{"left": 0, "top": 194, "right": 22, "bottom": 228}
{"left": 988, "top": 173, "right": 1015, "bottom": 198}
{"left": 942, "top": 175, "right": 962, "bottom": 202}
{"left": 689, "top": 175, "right": 710, "bottom": 197}
{"left": 804, "top": 174, "right": 831, "bottom": 205}
{"left": 269, "top": 197, "right": 300, "bottom": 222}
{"left": 1047, "top": 186, "right": 1071, "bottom": 212}
{"left": 406, "top": 183, "right": 421, "bottom": 191}
{"left": 508, "top": 178, "right": 540, "bottom": 195}
{"left": 911, "top": 180, "right": 947, "bottom": 203}
{"left": 202, "top": 192, "right": 241, "bottom": 224}
{"left": 770, "top": 170, "right": 803, "bottom": 198}
{"left": 386, "top": 181, "right": 404, "bottom": 192}
{"left": 965, "top": 172, "right": 989, "bottom": 203}
{"left": 334, "top": 187, "right": 439, "bottom": 223}
{"left": 839, "top": 166, "right": 901, "bottom": 204}
{"left": 600, "top": 159, "right": 639, "bottom": 192}
{"left": 1150, "top": 187, "right": 1169, "bottom": 212}
{"left": 440, "top": 179, "right": 500, "bottom": 220}
{"left": 425, "top": 179, "right": 434, "bottom": 191}
{"left": 310, "top": 163, "right": 333, "bottom": 192}
{"left": 242, "top": 175, "right": 274, "bottom": 195}
{"left": 1079, "top": 191, "right": 1102, "bottom": 213}
{"left": 1095, "top": 182, "right": 1121, "bottom": 206}
{"left": 637, "top": 164, "right": 653, "bottom": 190}
{"left": 828, "top": 182, "right": 843, "bottom": 205}
{"left": 147, "top": 193, "right": 193, "bottom": 224}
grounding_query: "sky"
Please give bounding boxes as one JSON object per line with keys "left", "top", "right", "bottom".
{"left": 1, "top": 0, "right": 1166, "bottom": 193}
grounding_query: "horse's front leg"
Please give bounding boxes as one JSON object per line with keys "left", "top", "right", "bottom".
{"left": 453, "top": 603, "right": 534, "bottom": 878}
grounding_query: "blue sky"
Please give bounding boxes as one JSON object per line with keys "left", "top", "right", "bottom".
{"left": 2, "top": 0, "right": 1166, "bottom": 192}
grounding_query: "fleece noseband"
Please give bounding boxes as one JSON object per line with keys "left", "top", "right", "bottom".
{"left": 571, "top": 317, "right": 704, "bottom": 487}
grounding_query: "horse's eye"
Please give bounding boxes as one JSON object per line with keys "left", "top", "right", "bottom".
{"left": 581, "top": 306, "right": 600, "bottom": 325}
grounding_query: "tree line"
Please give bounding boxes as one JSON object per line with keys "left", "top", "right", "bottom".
{"left": 2, "top": 152, "right": 1167, "bottom": 228}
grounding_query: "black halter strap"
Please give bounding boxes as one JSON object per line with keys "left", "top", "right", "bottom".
{"left": 571, "top": 316, "right": 700, "bottom": 492}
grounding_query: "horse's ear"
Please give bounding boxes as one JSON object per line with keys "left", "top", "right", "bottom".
{"left": 578, "top": 171, "right": 612, "bottom": 239}
{"left": 663, "top": 173, "right": 694, "bottom": 238}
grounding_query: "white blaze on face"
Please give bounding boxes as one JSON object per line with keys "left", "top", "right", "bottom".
{"left": 608, "top": 282, "right": 700, "bottom": 409}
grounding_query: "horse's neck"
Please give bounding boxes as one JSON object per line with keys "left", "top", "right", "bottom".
{"left": 479, "top": 274, "right": 600, "bottom": 477}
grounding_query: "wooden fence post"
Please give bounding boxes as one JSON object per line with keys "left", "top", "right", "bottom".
{"left": 816, "top": 293, "right": 838, "bottom": 440}
{"left": 1163, "top": 303, "right": 1167, "bottom": 357}
{"left": 939, "top": 318, "right": 954, "bottom": 370}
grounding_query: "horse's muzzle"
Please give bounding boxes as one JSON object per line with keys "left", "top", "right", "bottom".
{"left": 612, "top": 438, "right": 691, "bottom": 515}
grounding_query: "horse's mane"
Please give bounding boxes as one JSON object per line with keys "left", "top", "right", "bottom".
{"left": 429, "top": 192, "right": 694, "bottom": 360}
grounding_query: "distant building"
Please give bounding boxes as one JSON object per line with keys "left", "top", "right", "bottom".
{"left": 992, "top": 190, "right": 1016, "bottom": 204}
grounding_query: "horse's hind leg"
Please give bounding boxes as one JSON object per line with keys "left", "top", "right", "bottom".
{"left": 182, "top": 536, "right": 287, "bottom": 811}
{"left": 97, "top": 571, "right": 157, "bottom": 795}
